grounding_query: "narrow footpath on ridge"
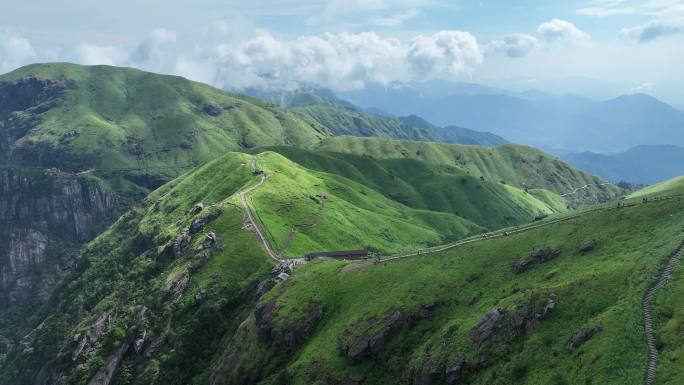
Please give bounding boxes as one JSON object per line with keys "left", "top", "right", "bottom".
{"left": 239, "top": 157, "right": 281, "bottom": 262}
{"left": 560, "top": 182, "right": 613, "bottom": 197}
{"left": 235, "top": 161, "right": 684, "bottom": 384}
{"left": 239, "top": 163, "right": 680, "bottom": 267}
{"left": 643, "top": 243, "right": 683, "bottom": 385}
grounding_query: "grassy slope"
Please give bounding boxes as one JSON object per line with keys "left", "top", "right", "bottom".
{"left": 0, "top": 152, "right": 273, "bottom": 384}
{"left": 245, "top": 151, "right": 482, "bottom": 256}
{"left": 0, "top": 63, "right": 325, "bottom": 180}
{"left": 399, "top": 115, "right": 508, "bottom": 147}
{"left": 625, "top": 175, "right": 684, "bottom": 385}
{"left": 217, "top": 189, "right": 684, "bottom": 385}
{"left": 246, "top": 88, "right": 436, "bottom": 142}
{"left": 315, "top": 136, "right": 623, "bottom": 207}
{"left": 1, "top": 148, "right": 556, "bottom": 383}
{"left": 249, "top": 88, "right": 507, "bottom": 147}
{"left": 628, "top": 175, "right": 684, "bottom": 199}
{"left": 7, "top": 153, "right": 683, "bottom": 385}
{"left": 259, "top": 147, "right": 565, "bottom": 231}
{"left": 0, "top": 150, "right": 474, "bottom": 382}
{"left": 0, "top": 63, "right": 327, "bottom": 355}
{"left": 292, "top": 104, "right": 433, "bottom": 142}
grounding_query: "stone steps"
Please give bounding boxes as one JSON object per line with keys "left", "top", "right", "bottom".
{"left": 643, "top": 243, "right": 683, "bottom": 385}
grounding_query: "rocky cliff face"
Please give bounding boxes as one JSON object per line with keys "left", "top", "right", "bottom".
{"left": 0, "top": 169, "right": 116, "bottom": 241}
{"left": 1, "top": 229, "right": 48, "bottom": 303}
{"left": 0, "top": 77, "right": 75, "bottom": 164}
{"left": 0, "top": 168, "right": 118, "bottom": 312}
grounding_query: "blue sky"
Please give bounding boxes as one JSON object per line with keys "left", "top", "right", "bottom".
{"left": 1, "top": 0, "right": 683, "bottom": 105}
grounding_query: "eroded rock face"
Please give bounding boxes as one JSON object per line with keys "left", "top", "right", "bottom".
{"left": 172, "top": 230, "right": 191, "bottom": 256}
{"left": 203, "top": 104, "right": 223, "bottom": 117}
{"left": 412, "top": 359, "right": 438, "bottom": 385}
{"left": 255, "top": 298, "right": 324, "bottom": 354}
{"left": 0, "top": 170, "right": 118, "bottom": 310}
{"left": 0, "top": 228, "right": 70, "bottom": 306}
{"left": 0, "top": 77, "right": 74, "bottom": 117}
{"left": 0, "top": 169, "right": 116, "bottom": 242}
{"left": 512, "top": 248, "right": 562, "bottom": 274}
{"left": 341, "top": 309, "right": 405, "bottom": 363}
{"left": 408, "top": 295, "right": 557, "bottom": 385}
{"left": 71, "top": 310, "right": 117, "bottom": 362}
{"left": 1, "top": 229, "right": 47, "bottom": 293}
{"left": 133, "top": 330, "right": 146, "bottom": 355}
{"left": 579, "top": 240, "right": 598, "bottom": 253}
{"left": 341, "top": 304, "right": 437, "bottom": 365}
{"left": 445, "top": 358, "right": 467, "bottom": 385}
{"left": 189, "top": 209, "right": 222, "bottom": 235}
{"left": 0, "top": 77, "right": 75, "bottom": 158}
{"left": 87, "top": 342, "right": 130, "bottom": 385}
{"left": 470, "top": 308, "right": 506, "bottom": 347}
{"left": 34, "top": 309, "right": 119, "bottom": 385}
{"left": 471, "top": 294, "right": 557, "bottom": 350}
{"left": 566, "top": 324, "right": 603, "bottom": 351}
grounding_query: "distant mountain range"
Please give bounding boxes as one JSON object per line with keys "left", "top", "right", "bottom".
{"left": 244, "top": 86, "right": 507, "bottom": 147}
{"left": 340, "top": 82, "right": 684, "bottom": 153}
{"left": 563, "top": 145, "right": 684, "bottom": 185}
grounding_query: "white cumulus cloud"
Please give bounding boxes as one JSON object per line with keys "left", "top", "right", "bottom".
{"left": 406, "top": 31, "right": 483, "bottom": 79}
{"left": 71, "top": 44, "right": 128, "bottom": 66}
{"left": 129, "top": 28, "right": 177, "bottom": 66}
{"left": 484, "top": 34, "right": 538, "bottom": 58}
{"left": 68, "top": 28, "right": 178, "bottom": 72}
{"left": 537, "top": 19, "right": 591, "bottom": 43}
{"left": 631, "top": 82, "right": 654, "bottom": 92}
{"left": 0, "top": 29, "right": 37, "bottom": 72}
{"left": 620, "top": 19, "right": 684, "bottom": 42}
{"left": 373, "top": 8, "right": 420, "bottom": 26}
{"left": 202, "top": 30, "right": 482, "bottom": 91}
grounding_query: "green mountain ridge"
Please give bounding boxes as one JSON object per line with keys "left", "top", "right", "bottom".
{"left": 0, "top": 62, "right": 333, "bottom": 335}
{"left": 562, "top": 145, "right": 684, "bottom": 185}
{"left": 258, "top": 146, "right": 569, "bottom": 231}
{"left": 314, "top": 136, "right": 622, "bottom": 208}
{"left": 215, "top": 189, "right": 684, "bottom": 385}
{"left": 2, "top": 147, "right": 681, "bottom": 384}
{"left": 244, "top": 87, "right": 507, "bottom": 147}
{"left": 397, "top": 115, "right": 507, "bottom": 147}
{"left": 0, "top": 62, "right": 655, "bottom": 385}
{"left": 0, "top": 63, "right": 326, "bottom": 183}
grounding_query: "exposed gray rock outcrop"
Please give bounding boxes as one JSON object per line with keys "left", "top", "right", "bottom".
{"left": 341, "top": 309, "right": 404, "bottom": 363}
{"left": 133, "top": 330, "right": 146, "bottom": 355}
{"left": 471, "top": 294, "right": 557, "bottom": 350}
{"left": 512, "top": 247, "right": 561, "bottom": 274}
{"left": 0, "top": 169, "right": 118, "bottom": 312}
{"left": 412, "top": 359, "right": 438, "bottom": 385}
{"left": 445, "top": 358, "right": 467, "bottom": 385}
{"left": 470, "top": 308, "right": 506, "bottom": 347}
{"left": 1, "top": 229, "right": 47, "bottom": 299}
{"left": 172, "top": 230, "right": 191, "bottom": 256}
{"left": 189, "top": 209, "right": 223, "bottom": 234}
{"left": 0, "top": 169, "right": 116, "bottom": 242}
{"left": 72, "top": 310, "right": 117, "bottom": 361}
{"left": 87, "top": 342, "right": 130, "bottom": 385}
{"left": 254, "top": 298, "right": 323, "bottom": 354}
{"left": 0, "top": 77, "right": 76, "bottom": 158}
{"left": 579, "top": 240, "right": 598, "bottom": 253}
{"left": 566, "top": 324, "right": 603, "bottom": 351}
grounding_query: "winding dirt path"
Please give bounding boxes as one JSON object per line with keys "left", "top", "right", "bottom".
{"left": 240, "top": 158, "right": 281, "bottom": 262}
{"left": 643, "top": 243, "right": 683, "bottom": 384}
{"left": 380, "top": 213, "right": 584, "bottom": 262}
{"left": 560, "top": 183, "right": 613, "bottom": 197}
{"left": 379, "top": 194, "right": 684, "bottom": 263}
{"left": 237, "top": 160, "right": 684, "bottom": 384}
